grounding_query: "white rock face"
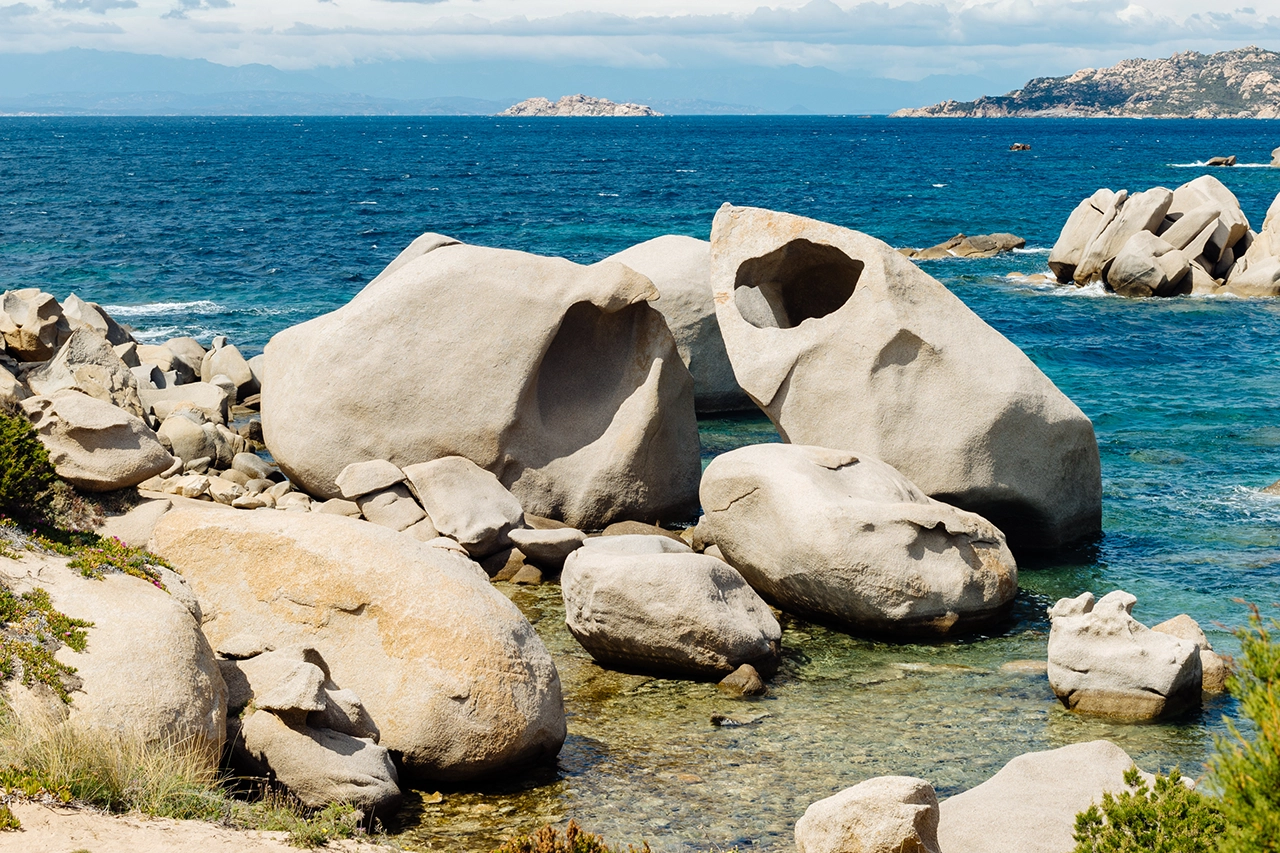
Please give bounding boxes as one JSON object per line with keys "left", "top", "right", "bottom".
{"left": 262, "top": 235, "right": 700, "bottom": 529}
{"left": 561, "top": 535, "right": 781, "bottom": 677}
{"left": 22, "top": 390, "right": 173, "bottom": 492}
{"left": 1107, "top": 231, "right": 1191, "bottom": 297}
{"left": 149, "top": 508, "right": 566, "bottom": 781}
{"left": 336, "top": 459, "right": 406, "bottom": 499}
{"left": 403, "top": 456, "right": 525, "bottom": 558}
{"left": 0, "top": 553, "right": 227, "bottom": 761}
{"left": 1048, "top": 189, "right": 1121, "bottom": 282}
{"left": 1227, "top": 190, "right": 1280, "bottom": 296}
{"left": 1074, "top": 187, "right": 1173, "bottom": 283}
{"left": 1150, "top": 612, "right": 1230, "bottom": 693}
{"left": 62, "top": 293, "right": 132, "bottom": 347}
{"left": 938, "top": 741, "right": 1145, "bottom": 853}
{"left": 605, "top": 235, "right": 750, "bottom": 413}
{"left": 0, "top": 288, "right": 69, "bottom": 361}
{"left": 701, "top": 444, "right": 1018, "bottom": 637}
{"left": 1047, "top": 590, "right": 1202, "bottom": 719}
{"left": 710, "top": 205, "right": 1100, "bottom": 552}
{"left": 26, "top": 328, "right": 145, "bottom": 418}
{"left": 795, "top": 776, "right": 940, "bottom": 853}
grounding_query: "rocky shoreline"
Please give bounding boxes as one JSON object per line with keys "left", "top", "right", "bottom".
{"left": 0, "top": 197, "right": 1256, "bottom": 850}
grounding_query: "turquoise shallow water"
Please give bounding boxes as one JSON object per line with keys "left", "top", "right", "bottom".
{"left": 2, "top": 116, "right": 1279, "bottom": 849}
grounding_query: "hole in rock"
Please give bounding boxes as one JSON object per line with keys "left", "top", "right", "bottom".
{"left": 535, "top": 300, "right": 646, "bottom": 457}
{"left": 733, "top": 239, "right": 862, "bottom": 329}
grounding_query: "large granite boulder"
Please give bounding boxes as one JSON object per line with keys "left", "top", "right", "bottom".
{"left": 560, "top": 534, "right": 780, "bottom": 677}
{"left": 709, "top": 205, "right": 1100, "bottom": 552}
{"left": 1048, "top": 189, "right": 1122, "bottom": 283}
{"left": 262, "top": 235, "right": 700, "bottom": 529}
{"left": 1074, "top": 188, "right": 1173, "bottom": 284}
{"left": 700, "top": 444, "right": 1017, "bottom": 637}
{"left": 26, "top": 328, "right": 146, "bottom": 418}
{"left": 62, "top": 294, "right": 133, "bottom": 346}
{"left": 1166, "top": 174, "right": 1249, "bottom": 272}
{"left": 605, "top": 235, "right": 750, "bottom": 413}
{"left": 1226, "top": 189, "right": 1280, "bottom": 296}
{"left": 796, "top": 776, "right": 940, "bottom": 853}
{"left": 22, "top": 390, "right": 173, "bottom": 492}
{"left": 938, "top": 741, "right": 1146, "bottom": 853}
{"left": 148, "top": 508, "right": 566, "bottom": 780}
{"left": 0, "top": 288, "right": 69, "bottom": 361}
{"left": 1047, "top": 590, "right": 1201, "bottom": 719}
{"left": 0, "top": 552, "right": 226, "bottom": 761}
{"left": 1106, "top": 231, "right": 1191, "bottom": 298}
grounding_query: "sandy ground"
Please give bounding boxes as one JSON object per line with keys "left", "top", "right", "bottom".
{"left": 0, "top": 801, "right": 391, "bottom": 853}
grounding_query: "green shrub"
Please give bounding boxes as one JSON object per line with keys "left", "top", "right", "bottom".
{"left": 0, "top": 804, "right": 18, "bottom": 830}
{"left": 1072, "top": 767, "right": 1223, "bottom": 853}
{"left": 0, "top": 408, "right": 54, "bottom": 524}
{"left": 246, "top": 794, "right": 366, "bottom": 849}
{"left": 494, "top": 820, "right": 652, "bottom": 853}
{"left": 1210, "top": 604, "right": 1280, "bottom": 853}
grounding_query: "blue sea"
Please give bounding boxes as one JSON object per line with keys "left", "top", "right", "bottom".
{"left": 4, "top": 116, "right": 1280, "bottom": 851}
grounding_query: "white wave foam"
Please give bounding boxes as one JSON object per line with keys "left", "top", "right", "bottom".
{"left": 1052, "top": 280, "right": 1116, "bottom": 298}
{"left": 931, "top": 183, "right": 947, "bottom": 188}
{"left": 1012, "top": 247, "right": 1050, "bottom": 254}
{"left": 1169, "top": 162, "right": 1272, "bottom": 168}
{"left": 101, "top": 300, "right": 226, "bottom": 317}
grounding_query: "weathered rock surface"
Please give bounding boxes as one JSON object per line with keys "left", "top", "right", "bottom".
{"left": 26, "top": 328, "right": 145, "bottom": 418}
{"left": 149, "top": 509, "right": 566, "bottom": 780}
{"left": 403, "top": 456, "right": 524, "bottom": 558}
{"left": 507, "top": 526, "right": 585, "bottom": 570}
{"left": 22, "top": 390, "right": 173, "bottom": 491}
{"left": 62, "top": 293, "right": 132, "bottom": 346}
{"left": 262, "top": 235, "right": 700, "bottom": 529}
{"left": 0, "top": 552, "right": 226, "bottom": 759}
{"left": 710, "top": 205, "right": 1100, "bottom": 552}
{"left": 1049, "top": 189, "right": 1121, "bottom": 282}
{"left": 795, "top": 776, "right": 940, "bottom": 853}
{"left": 1074, "top": 187, "right": 1173, "bottom": 284}
{"left": 1151, "top": 613, "right": 1230, "bottom": 693}
{"left": 605, "top": 235, "right": 750, "bottom": 413}
{"left": 561, "top": 535, "right": 781, "bottom": 677}
{"left": 938, "top": 741, "right": 1146, "bottom": 853}
{"left": 902, "top": 232, "right": 1025, "bottom": 260}
{"left": 1106, "top": 231, "right": 1191, "bottom": 297}
{"left": 701, "top": 444, "right": 1018, "bottom": 637}
{"left": 1, "top": 288, "right": 68, "bottom": 361}
{"left": 1047, "top": 590, "right": 1202, "bottom": 718}
{"left": 140, "top": 382, "right": 231, "bottom": 424}
{"left": 355, "top": 485, "right": 426, "bottom": 532}
{"left": 336, "top": 459, "right": 405, "bottom": 499}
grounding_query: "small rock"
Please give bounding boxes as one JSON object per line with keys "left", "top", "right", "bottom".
{"left": 718, "top": 664, "right": 766, "bottom": 696}
{"left": 1206, "top": 155, "right": 1237, "bottom": 167}
{"left": 276, "top": 492, "right": 312, "bottom": 512}
{"left": 511, "top": 564, "right": 543, "bottom": 585}
{"left": 232, "top": 451, "right": 276, "bottom": 481}
{"left": 336, "top": 459, "right": 405, "bottom": 499}
{"left": 318, "top": 498, "right": 361, "bottom": 517}
{"left": 220, "top": 468, "right": 251, "bottom": 487}
{"left": 232, "top": 492, "right": 275, "bottom": 510}
{"left": 244, "top": 478, "right": 273, "bottom": 495}
{"left": 795, "top": 776, "right": 940, "bottom": 853}
{"left": 254, "top": 661, "right": 327, "bottom": 714}
{"left": 357, "top": 485, "right": 426, "bottom": 531}
{"left": 507, "top": 526, "right": 585, "bottom": 570}
{"left": 403, "top": 517, "right": 441, "bottom": 541}
{"left": 217, "top": 634, "right": 270, "bottom": 660}
{"left": 267, "top": 480, "right": 294, "bottom": 499}
{"left": 600, "top": 520, "right": 686, "bottom": 543}
{"left": 402, "top": 456, "right": 524, "bottom": 558}
{"left": 484, "top": 547, "right": 527, "bottom": 579}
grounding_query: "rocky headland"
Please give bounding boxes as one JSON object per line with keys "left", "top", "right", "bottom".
{"left": 0, "top": 198, "right": 1262, "bottom": 849}
{"left": 893, "top": 46, "right": 1280, "bottom": 118}
{"left": 498, "top": 94, "right": 660, "bottom": 117}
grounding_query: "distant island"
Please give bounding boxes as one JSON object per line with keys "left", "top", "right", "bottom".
{"left": 498, "top": 94, "right": 661, "bottom": 117}
{"left": 893, "top": 46, "right": 1280, "bottom": 118}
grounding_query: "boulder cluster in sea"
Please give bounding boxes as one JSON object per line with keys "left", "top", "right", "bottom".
{"left": 1048, "top": 174, "right": 1280, "bottom": 297}
{"left": 0, "top": 203, "right": 1224, "bottom": 840}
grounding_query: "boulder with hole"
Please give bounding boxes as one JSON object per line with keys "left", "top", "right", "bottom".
{"left": 710, "top": 205, "right": 1100, "bottom": 552}
{"left": 262, "top": 234, "right": 700, "bottom": 529}
{"left": 700, "top": 444, "right": 1018, "bottom": 637}
{"left": 561, "top": 535, "right": 780, "bottom": 678}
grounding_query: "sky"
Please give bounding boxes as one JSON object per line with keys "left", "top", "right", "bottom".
{"left": 2, "top": 1, "right": 1280, "bottom": 111}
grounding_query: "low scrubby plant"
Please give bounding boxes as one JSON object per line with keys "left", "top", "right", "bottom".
{"left": 1073, "top": 767, "right": 1223, "bottom": 853}
{"left": 494, "top": 820, "right": 652, "bottom": 853}
{"left": 248, "top": 793, "right": 367, "bottom": 849}
{"left": 1210, "top": 604, "right": 1280, "bottom": 853}
{"left": 0, "top": 585, "right": 91, "bottom": 702}
{"left": 0, "top": 407, "right": 55, "bottom": 524}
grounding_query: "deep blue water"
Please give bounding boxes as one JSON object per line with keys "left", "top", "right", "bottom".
{"left": 3, "top": 117, "right": 1280, "bottom": 845}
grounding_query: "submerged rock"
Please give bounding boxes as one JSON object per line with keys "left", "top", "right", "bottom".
{"left": 795, "top": 776, "right": 940, "bottom": 853}
{"left": 149, "top": 508, "right": 566, "bottom": 781}
{"left": 709, "top": 204, "right": 1100, "bottom": 552}
{"left": 1047, "top": 590, "right": 1201, "bottom": 719}
{"left": 700, "top": 444, "right": 1017, "bottom": 637}
{"left": 561, "top": 534, "right": 781, "bottom": 678}
{"left": 262, "top": 234, "right": 700, "bottom": 529}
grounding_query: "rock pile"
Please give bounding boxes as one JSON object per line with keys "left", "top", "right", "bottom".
{"left": 1047, "top": 175, "right": 1280, "bottom": 297}
{"left": 900, "top": 232, "right": 1025, "bottom": 260}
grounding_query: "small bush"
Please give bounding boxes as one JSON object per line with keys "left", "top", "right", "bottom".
{"left": 1072, "top": 766, "right": 1223, "bottom": 853}
{"left": 0, "top": 407, "right": 55, "bottom": 523}
{"left": 1210, "top": 604, "right": 1280, "bottom": 853}
{"left": 494, "top": 820, "right": 652, "bottom": 853}
{"left": 247, "top": 793, "right": 366, "bottom": 849}
{"left": 0, "top": 803, "right": 18, "bottom": 830}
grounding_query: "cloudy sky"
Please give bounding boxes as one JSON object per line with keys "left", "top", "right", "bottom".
{"left": 2, "top": 1, "right": 1279, "bottom": 109}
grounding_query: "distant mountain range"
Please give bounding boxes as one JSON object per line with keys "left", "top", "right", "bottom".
{"left": 894, "top": 47, "right": 1280, "bottom": 118}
